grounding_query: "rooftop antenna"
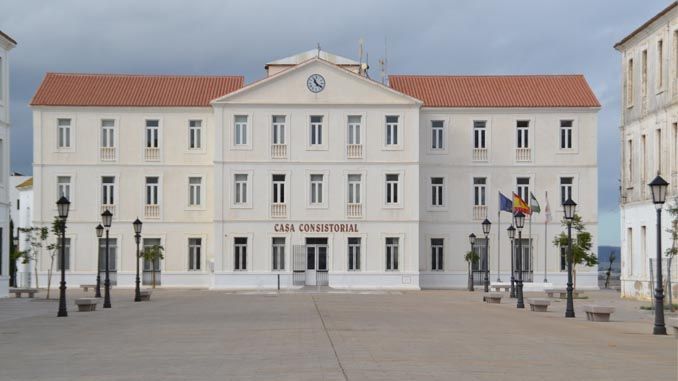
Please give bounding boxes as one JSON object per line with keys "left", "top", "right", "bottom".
{"left": 316, "top": 42, "right": 321, "bottom": 58}
{"left": 365, "top": 52, "right": 370, "bottom": 78}
{"left": 379, "top": 36, "right": 388, "bottom": 85}
{"left": 358, "top": 38, "right": 364, "bottom": 75}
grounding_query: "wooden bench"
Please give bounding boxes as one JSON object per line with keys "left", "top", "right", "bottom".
{"left": 545, "top": 289, "right": 581, "bottom": 299}
{"left": 80, "top": 284, "right": 97, "bottom": 292}
{"left": 139, "top": 290, "right": 152, "bottom": 301}
{"left": 483, "top": 293, "right": 503, "bottom": 304}
{"left": 583, "top": 305, "right": 615, "bottom": 322}
{"left": 527, "top": 298, "right": 551, "bottom": 312}
{"left": 9, "top": 288, "right": 38, "bottom": 298}
{"left": 75, "top": 298, "right": 99, "bottom": 312}
{"left": 668, "top": 318, "right": 678, "bottom": 338}
{"left": 491, "top": 284, "right": 510, "bottom": 292}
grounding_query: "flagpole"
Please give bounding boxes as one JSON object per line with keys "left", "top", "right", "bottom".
{"left": 529, "top": 213, "right": 532, "bottom": 283}
{"left": 544, "top": 218, "right": 548, "bottom": 283}
{"left": 497, "top": 209, "right": 501, "bottom": 282}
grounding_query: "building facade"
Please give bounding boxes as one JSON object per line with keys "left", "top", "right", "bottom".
{"left": 30, "top": 50, "right": 600, "bottom": 290}
{"left": 0, "top": 31, "right": 16, "bottom": 297}
{"left": 616, "top": 2, "right": 678, "bottom": 299}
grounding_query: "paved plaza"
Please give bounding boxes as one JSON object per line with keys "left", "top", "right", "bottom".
{"left": 0, "top": 288, "right": 676, "bottom": 381}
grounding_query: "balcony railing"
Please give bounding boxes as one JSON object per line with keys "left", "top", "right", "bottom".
{"left": 145, "top": 147, "right": 160, "bottom": 161}
{"left": 271, "top": 144, "right": 287, "bottom": 159}
{"left": 472, "top": 148, "right": 488, "bottom": 162}
{"left": 346, "top": 203, "right": 363, "bottom": 218}
{"left": 271, "top": 203, "right": 287, "bottom": 218}
{"left": 347, "top": 144, "right": 363, "bottom": 159}
{"left": 144, "top": 204, "right": 160, "bottom": 219}
{"left": 100, "top": 147, "right": 116, "bottom": 161}
{"left": 100, "top": 204, "right": 116, "bottom": 216}
{"left": 473, "top": 205, "right": 487, "bottom": 221}
{"left": 515, "top": 148, "right": 531, "bottom": 162}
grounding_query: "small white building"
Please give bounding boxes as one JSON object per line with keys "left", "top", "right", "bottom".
{"left": 9, "top": 174, "right": 31, "bottom": 287}
{"left": 616, "top": 2, "right": 678, "bottom": 299}
{"left": 0, "top": 31, "right": 16, "bottom": 297}
{"left": 29, "top": 49, "right": 600, "bottom": 290}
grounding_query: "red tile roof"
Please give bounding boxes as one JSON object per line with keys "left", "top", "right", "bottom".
{"left": 31, "top": 73, "right": 244, "bottom": 107}
{"left": 389, "top": 75, "right": 600, "bottom": 108}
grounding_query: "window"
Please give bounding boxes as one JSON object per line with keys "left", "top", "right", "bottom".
{"left": 560, "top": 246, "right": 567, "bottom": 271}
{"left": 189, "top": 120, "right": 202, "bottom": 149}
{"left": 234, "top": 174, "right": 248, "bottom": 204}
{"left": 57, "top": 176, "right": 71, "bottom": 201}
{"left": 656, "top": 129, "right": 663, "bottom": 175}
{"left": 385, "top": 237, "right": 399, "bottom": 271}
{"left": 658, "top": 39, "right": 664, "bottom": 89}
{"left": 57, "top": 238, "right": 71, "bottom": 271}
{"left": 142, "top": 239, "right": 161, "bottom": 281}
{"left": 431, "top": 120, "right": 444, "bottom": 149}
{"left": 101, "top": 119, "right": 115, "bottom": 148}
{"left": 348, "top": 116, "right": 361, "bottom": 145}
{"left": 627, "top": 139, "right": 634, "bottom": 183}
{"left": 310, "top": 174, "right": 324, "bottom": 205}
{"left": 673, "top": 123, "right": 678, "bottom": 175}
{"left": 516, "top": 177, "right": 530, "bottom": 203}
{"left": 560, "top": 120, "right": 573, "bottom": 149}
{"left": 641, "top": 134, "right": 647, "bottom": 181}
{"left": 348, "top": 237, "right": 361, "bottom": 271}
{"left": 57, "top": 118, "right": 71, "bottom": 149}
{"left": 145, "top": 120, "right": 159, "bottom": 148}
{"left": 234, "top": 115, "right": 248, "bottom": 145}
{"left": 272, "top": 116, "right": 286, "bottom": 144}
{"left": 431, "top": 238, "right": 444, "bottom": 271}
{"left": 145, "top": 177, "right": 159, "bottom": 205}
{"left": 310, "top": 115, "right": 323, "bottom": 145}
{"left": 101, "top": 176, "right": 115, "bottom": 205}
{"left": 386, "top": 115, "right": 399, "bottom": 145}
{"left": 272, "top": 174, "right": 285, "bottom": 204}
{"left": 641, "top": 50, "right": 648, "bottom": 98}
{"left": 16, "top": 198, "right": 19, "bottom": 210}
{"left": 626, "top": 227, "right": 633, "bottom": 275}
{"left": 474, "top": 177, "right": 486, "bottom": 206}
{"left": 272, "top": 237, "right": 285, "bottom": 271}
{"left": 348, "top": 174, "right": 361, "bottom": 204}
{"left": 234, "top": 237, "right": 247, "bottom": 271}
{"left": 474, "top": 121, "right": 486, "bottom": 149}
{"left": 626, "top": 58, "right": 634, "bottom": 106}
{"left": 560, "top": 177, "right": 573, "bottom": 204}
{"left": 188, "top": 238, "right": 201, "bottom": 271}
{"left": 188, "top": 177, "right": 202, "bottom": 207}
{"left": 0, "top": 57, "right": 2, "bottom": 101}
{"left": 431, "top": 177, "right": 444, "bottom": 206}
{"left": 385, "top": 174, "right": 399, "bottom": 204}
{"left": 516, "top": 120, "right": 529, "bottom": 148}
{"left": 98, "top": 238, "right": 118, "bottom": 272}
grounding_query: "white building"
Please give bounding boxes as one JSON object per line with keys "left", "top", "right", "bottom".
{"left": 9, "top": 174, "right": 31, "bottom": 287}
{"left": 0, "top": 31, "right": 16, "bottom": 297}
{"left": 30, "top": 49, "right": 600, "bottom": 290}
{"left": 616, "top": 2, "right": 678, "bottom": 299}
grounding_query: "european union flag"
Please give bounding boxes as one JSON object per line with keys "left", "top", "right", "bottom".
{"left": 498, "top": 192, "right": 513, "bottom": 213}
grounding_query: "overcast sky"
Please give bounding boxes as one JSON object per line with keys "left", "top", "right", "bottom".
{"left": 1, "top": 0, "right": 670, "bottom": 246}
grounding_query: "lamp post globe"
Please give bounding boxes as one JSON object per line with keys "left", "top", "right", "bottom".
{"left": 513, "top": 212, "right": 525, "bottom": 308}
{"left": 102, "top": 209, "right": 113, "bottom": 228}
{"left": 507, "top": 225, "right": 516, "bottom": 298}
{"left": 469, "top": 233, "right": 476, "bottom": 245}
{"left": 648, "top": 175, "right": 669, "bottom": 335}
{"left": 563, "top": 198, "right": 577, "bottom": 318}
{"left": 481, "top": 219, "right": 491, "bottom": 292}
{"left": 94, "top": 224, "right": 103, "bottom": 297}
{"left": 101, "top": 210, "right": 113, "bottom": 308}
{"left": 56, "top": 197, "right": 70, "bottom": 317}
{"left": 133, "top": 218, "right": 143, "bottom": 302}
{"left": 563, "top": 198, "right": 577, "bottom": 220}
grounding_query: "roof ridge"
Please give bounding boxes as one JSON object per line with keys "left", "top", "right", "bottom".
{"left": 45, "top": 72, "right": 244, "bottom": 79}
{"left": 390, "top": 74, "right": 585, "bottom": 78}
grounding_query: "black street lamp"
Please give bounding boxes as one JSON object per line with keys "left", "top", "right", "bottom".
{"left": 133, "top": 218, "right": 143, "bottom": 302}
{"left": 56, "top": 196, "right": 70, "bottom": 317}
{"left": 513, "top": 212, "right": 526, "bottom": 309}
{"left": 507, "top": 225, "right": 516, "bottom": 298}
{"left": 468, "top": 233, "right": 476, "bottom": 291}
{"left": 95, "top": 224, "right": 104, "bottom": 298}
{"left": 563, "top": 198, "right": 577, "bottom": 318}
{"left": 482, "top": 219, "right": 491, "bottom": 293}
{"left": 649, "top": 175, "right": 669, "bottom": 335}
{"left": 101, "top": 209, "right": 113, "bottom": 309}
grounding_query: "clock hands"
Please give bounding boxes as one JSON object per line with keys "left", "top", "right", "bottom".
{"left": 313, "top": 78, "right": 321, "bottom": 88}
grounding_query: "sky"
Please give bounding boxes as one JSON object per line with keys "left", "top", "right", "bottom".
{"left": 1, "top": 0, "right": 671, "bottom": 246}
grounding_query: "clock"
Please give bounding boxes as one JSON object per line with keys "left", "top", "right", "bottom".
{"left": 307, "top": 74, "right": 326, "bottom": 93}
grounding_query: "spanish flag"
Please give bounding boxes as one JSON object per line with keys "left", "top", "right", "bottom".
{"left": 513, "top": 193, "right": 531, "bottom": 214}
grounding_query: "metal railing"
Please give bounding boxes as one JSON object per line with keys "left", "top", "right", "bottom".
{"left": 347, "top": 144, "right": 363, "bottom": 159}
{"left": 144, "top": 204, "right": 160, "bottom": 219}
{"left": 271, "top": 203, "right": 287, "bottom": 218}
{"left": 100, "top": 147, "right": 116, "bottom": 161}
{"left": 346, "top": 203, "right": 362, "bottom": 218}
{"left": 100, "top": 204, "right": 116, "bottom": 216}
{"left": 271, "top": 144, "right": 287, "bottom": 159}
{"left": 472, "top": 205, "right": 487, "bottom": 221}
{"left": 472, "top": 148, "right": 488, "bottom": 161}
{"left": 516, "top": 148, "right": 531, "bottom": 162}
{"left": 144, "top": 147, "right": 160, "bottom": 161}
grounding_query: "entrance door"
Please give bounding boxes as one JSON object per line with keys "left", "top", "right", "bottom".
{"left": 305, "top": 238, "right": 328, "bottom": 286}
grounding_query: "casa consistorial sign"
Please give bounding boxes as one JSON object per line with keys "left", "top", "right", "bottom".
{"left": 274, "top": 223, "right": 359, "bottom": 233}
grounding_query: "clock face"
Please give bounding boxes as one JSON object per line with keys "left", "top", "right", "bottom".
{"left": 307, "top": 74, "right": 326, "bottom": 93}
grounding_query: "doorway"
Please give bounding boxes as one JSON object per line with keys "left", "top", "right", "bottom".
{"left": 305, "top": 238, "right": 328, "bottom": 286}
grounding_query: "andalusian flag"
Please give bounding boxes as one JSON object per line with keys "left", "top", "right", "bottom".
{"left": 512, "top": 193, "right": 531, "bottom": 214}
{"left": 529, "top": 192, "right": 541, "bottom": 214}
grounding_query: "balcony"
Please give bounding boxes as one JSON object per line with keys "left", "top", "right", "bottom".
{"left": 515, "top": 148, "right": 531, "bottom": 162}
{"left": 144, "top": 204, "right": 160, "bottom": 219}
{"left": 472, "top": 148, "right": 488, "bottom": 162}
{"left": 100, "top": 147, "right": 116, "bottom": 161}
{"left": 347, "top": 144, "right": 363, "bottom": 159}
{"left": 271, "top": 203, "right": 287, "bottom": 218}
{"left": 473, "top": 205, "right": 487, "bottom": 221}
{"left": 271, "top": 144, "right": 287, "bottom": 159}
{"left": 145, "top": 147, "right": 160, "bottom": 161}
{"left": 346, "top": 203, "right": 363, "bottom": 218}
{"left": 100, "top": 204, "right": 116, "bottom": 216}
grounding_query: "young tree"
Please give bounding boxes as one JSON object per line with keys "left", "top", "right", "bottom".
{"left": 464, "top": 250, "right": 479, "bottom": 291}
{"left": 665, "top": 197, "right": 677, "bottom": 311}
{"left": 44, "top": 218, "right": 63, "bottom": 299}
{"left": 142, "top": 245, "right": 164, "bottom": 288}
{"left": 18, "top": 226, "right": 49, "bottom": 289}
{"left": 552, "top": 214, "right": 598, "bottom": 290}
